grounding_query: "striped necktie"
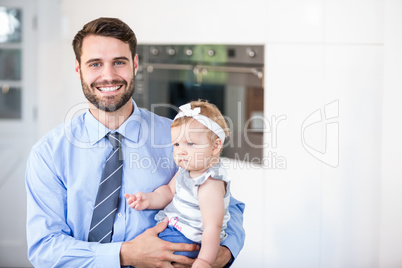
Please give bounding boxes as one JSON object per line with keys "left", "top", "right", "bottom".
{"left": 88, "top": 132, "right": 123, "bottom": 243}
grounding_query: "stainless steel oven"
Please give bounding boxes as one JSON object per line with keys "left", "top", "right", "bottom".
{"left": 133, "top": 44, "right": 264, "bottom": 162}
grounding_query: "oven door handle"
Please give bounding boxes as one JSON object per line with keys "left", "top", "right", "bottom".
{"left": 201, "top": 65, "right": 264, "bottom": 79}
{"left": 144, "top": 63, "right": 193, "bottom": 72}
{"left": 144, "top": 63, "right": 263, "bottom": 79}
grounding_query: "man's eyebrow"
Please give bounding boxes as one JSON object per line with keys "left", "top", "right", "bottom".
{"left": 85, "top": 58, "right": 101, "bottom": 65}
{"left": 84, "top": 57, "right": 130, "bottom": 65}
{"left": 114, "top": 56, "right": 130, "bottom": 61}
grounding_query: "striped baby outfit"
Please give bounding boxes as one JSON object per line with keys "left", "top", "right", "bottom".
{"left": 155, "top": 161, "right": 231, "bottom": 243}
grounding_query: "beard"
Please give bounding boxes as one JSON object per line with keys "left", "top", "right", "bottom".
{"left": 81, "top": 73, "right": 135, "bottom": 112}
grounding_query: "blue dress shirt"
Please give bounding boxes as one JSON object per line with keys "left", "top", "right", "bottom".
{"left": 25, "top": 100, "right": 245, "bottom": 268}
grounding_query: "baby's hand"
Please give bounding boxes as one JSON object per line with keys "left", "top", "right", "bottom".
{"left": 124, "top": 192, "right": 150, "bottom": 210}
{"left": 192, "top": 258, "right": 211, "bottom": 268}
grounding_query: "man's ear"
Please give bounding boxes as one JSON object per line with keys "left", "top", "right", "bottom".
{"left": 75, "top": 59, "right": 81, "bottom": 79}
{"left": 134, "top": 54, "right": 139, "bottom": 75}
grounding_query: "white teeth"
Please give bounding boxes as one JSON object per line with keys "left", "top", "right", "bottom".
{"left": 98, "top": 85, "right": 121, "bottom": 92}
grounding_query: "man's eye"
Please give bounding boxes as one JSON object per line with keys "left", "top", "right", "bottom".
{"left": 90, "top": 63, "right": 100, "bottom": 67}
{"left": 115, "top": 61, "right": 125, "bottom": 65}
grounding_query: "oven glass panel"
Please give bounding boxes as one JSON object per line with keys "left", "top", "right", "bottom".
{"left": 169, "top": 83, "right": 225, "bottom": 120}
{"left": 136, "top": 44, "right": 264, "bottom": 162}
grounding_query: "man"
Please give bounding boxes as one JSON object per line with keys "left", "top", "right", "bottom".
{"left": 26, "top": 17, "right": 245, "bottom": 268}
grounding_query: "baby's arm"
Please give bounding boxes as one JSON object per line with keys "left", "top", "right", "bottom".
{"left": 125, "top": 171, "right": 178, "bottom": 211}
{"left": 193, "top": 178, "right": 226, "bottom": 268}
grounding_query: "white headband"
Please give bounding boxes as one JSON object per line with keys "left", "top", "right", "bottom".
{"left": 173, "top": 103, "right": 226, "bottom": 143}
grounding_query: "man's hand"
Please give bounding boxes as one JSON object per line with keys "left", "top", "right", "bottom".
{"left": 192, "top": 258, "right": 211, "bottom": 268}
{"left": 211, "top": 246, "right": 232, "bottom": 268}
{"left": 120, "top": 218, "right": 198, "bottom": 267}
{"left": 172, "top": 246, "right": 232, "bottom": 268}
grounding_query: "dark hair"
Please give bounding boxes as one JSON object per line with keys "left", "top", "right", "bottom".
{"left": 72, "top": 17, "right": 137, "bottom": 64}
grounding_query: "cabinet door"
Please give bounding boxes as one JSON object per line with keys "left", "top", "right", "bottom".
{"left": 0, "top": 1, "right": 37, "bottom": 267}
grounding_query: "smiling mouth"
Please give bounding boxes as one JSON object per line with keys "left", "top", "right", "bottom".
{"left": 97, "top": 85, "right": 122, "bottom": 92}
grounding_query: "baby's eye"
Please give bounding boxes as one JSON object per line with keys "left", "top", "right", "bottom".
{"left": 187, "top": 142, "right": 195, "bottom": 146}
{"left": 173, "top": 143, "right": 179, "bottom": 147}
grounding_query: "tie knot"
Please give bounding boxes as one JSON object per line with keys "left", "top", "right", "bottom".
{"left": 107, "top": 132, "right": 122, "bottom": 149}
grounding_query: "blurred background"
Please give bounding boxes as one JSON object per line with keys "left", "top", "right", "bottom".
{"left": 0, "top": 0, "right": 401, "bottom": 267}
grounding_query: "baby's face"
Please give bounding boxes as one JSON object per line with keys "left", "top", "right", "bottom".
{"left": 171, "top": 118, "right": 214, "bottom": 174}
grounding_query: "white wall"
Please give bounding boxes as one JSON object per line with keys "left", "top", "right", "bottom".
{"left": 33, "top": 0, "right": 402, "bottom": 267}
{"left": 380, "top": 0, "right": 402, "bottom": 267}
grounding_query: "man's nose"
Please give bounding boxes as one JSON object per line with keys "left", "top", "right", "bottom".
{"left": 101, "top": 64, "right": 117, "bottom": 80}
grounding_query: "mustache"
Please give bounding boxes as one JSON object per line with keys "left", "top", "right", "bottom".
{"left": 91, "top": 79, "right": 127, "bottom": 88}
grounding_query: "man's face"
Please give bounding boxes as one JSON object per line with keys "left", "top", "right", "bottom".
{"left": 75, "top": 35, "right": 138, "bottom": 112}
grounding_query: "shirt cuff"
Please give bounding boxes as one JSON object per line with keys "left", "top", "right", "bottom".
{"left": 222, "top": 246, "right": 235, "bottom": 268}
{"left": 220, "top": 234, "right": 241, "bottom": 260}
{"left": 95, "top": 242, "right": 123, "bottom": 268}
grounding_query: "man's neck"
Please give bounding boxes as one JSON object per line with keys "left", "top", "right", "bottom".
{"left": 89, "top": 100, "right": 134, "bottom": 130}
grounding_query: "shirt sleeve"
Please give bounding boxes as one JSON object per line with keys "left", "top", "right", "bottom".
{"left": 25, "top": 146, "right": 122, "bottom": 268}
{"left": 220, "top": 195, "right": 246, "bottom": 264}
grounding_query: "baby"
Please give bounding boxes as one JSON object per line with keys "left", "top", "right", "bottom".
{"left": 125, "top": 100, "right": 231, "bottom": 268}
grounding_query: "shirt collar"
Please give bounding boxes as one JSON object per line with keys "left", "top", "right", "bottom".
{"left": 85, "top": 99, "right": 142, "bottom": 145}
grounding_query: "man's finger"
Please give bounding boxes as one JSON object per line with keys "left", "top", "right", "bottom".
{"left": 148, "top": 217, "right": 169, "bottom": 235}
{"left": 168, "top": 242, "right": 199, "bottom": 253}
{"left": 170, "top": 253, "right": 195, "bottom": 267}
{"left": 172, "top": 262, "right": 192, "bottom": 268}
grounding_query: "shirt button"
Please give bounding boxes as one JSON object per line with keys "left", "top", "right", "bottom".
{"left": 118, "top": 213, "right": 122, "bottom": 218}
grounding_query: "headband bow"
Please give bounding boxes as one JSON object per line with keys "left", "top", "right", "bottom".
{"left": 179, "top": 104, "right": 201, "bottom": 117}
